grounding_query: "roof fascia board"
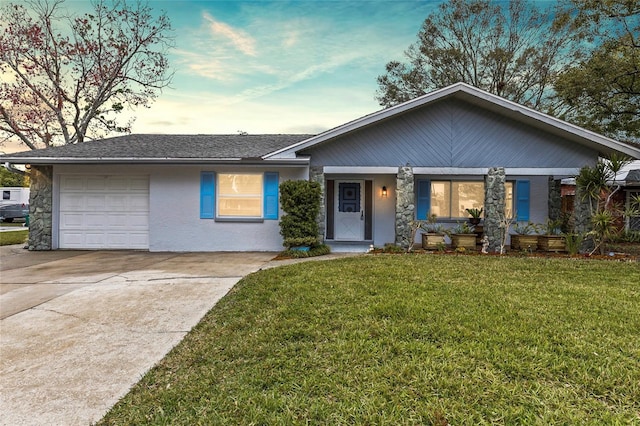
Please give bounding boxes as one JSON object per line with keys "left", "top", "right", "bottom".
{"left": 323, "top": 166, "right": 399, "bottom": 174}
{"left": 263, "top": 155, "right": 310, "bottom": 162}
{"left": 504, "top": 167, "right": 580, "bottom": 176}
{"left": 413, "top": 167, "right": 489, "bottom": 175}
{"left": 413, "top": 167, "right": 580, "bottom": 176}
{"left": 1, "top": 157, "right": 310, "bottom": 166}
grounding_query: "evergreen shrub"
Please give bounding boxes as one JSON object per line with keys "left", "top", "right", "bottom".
{"left": 279, "top": 180, "right": 321, "bottom": 248}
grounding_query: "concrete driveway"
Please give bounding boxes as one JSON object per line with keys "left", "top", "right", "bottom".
{"left": 0, "top": 246, "right": 276, "bottom": 426}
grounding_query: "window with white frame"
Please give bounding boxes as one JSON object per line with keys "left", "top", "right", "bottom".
{"left": 429, "top": 181, "right": 513, "bottom": 219}
{"left": 217, "top": 173, "right": 263, "bottom": 218}
{"left": 505, "top": 183, "right": 514, "bottom": 217}
{"left": 200, "top": 171, "right": 279, "bottom": 221}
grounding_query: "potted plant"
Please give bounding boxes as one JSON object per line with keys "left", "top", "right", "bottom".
{"left": 450, "top": 221, "right": 476, "bottom": 250}
{"left": 465, "top": 207, "right": 483, "bottom": 226}
{"left": 420, "top": 213, "right": 446, "bottom": 249}
{"left": 538, "top": 218, "right": 566, "bottom": 252}
{"left": 510, "top": 222, "right": 540, "bottom": 251}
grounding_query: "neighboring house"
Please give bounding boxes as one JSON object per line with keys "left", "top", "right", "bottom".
{"left": 623, "top": 162, "right": 640, "bottom": 231}
{"left": 562, "top": 160, "right": 640, "bottom": 231}
{"left": 2, "top": 83, "right": 639, "bottom": 252}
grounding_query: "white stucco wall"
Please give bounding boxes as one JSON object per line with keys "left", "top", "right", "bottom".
{"left": 373, "top": 174, "right": 396, "bottom": 247}
{"left": 505, "top": 175, "right": 550, "bottom": 245}
{"left": 519, "top": 175, "right": 550, "bottom": 225}
{"left": 149, "top": 165, "right": 307, "bottom": 252}
{"left": 53, "top": 164, "right": 307, "bottom": 252}
{"left": 323, "top": 173, "right": 396, "bottom": 248}
{"left": 49, "top": 165, "right": 557, "bottom": 251}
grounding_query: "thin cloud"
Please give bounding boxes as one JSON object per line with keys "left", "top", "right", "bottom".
{"left": 187, "top": 60, "right": 229, "bottom": 81}
{"left": 172, "top": 48, "right": 241, "bottom": 81}
{"left": 202, "top": 11, "right": 256, "bottom": 56}
{"left": 227, "top": 51, "right": 369, "bottom": 104}
{"left": 282, "top": 29, "right": 299, "bottom": 48}
{"left": 162, "top": 1, "right": 439, "bottom": 120}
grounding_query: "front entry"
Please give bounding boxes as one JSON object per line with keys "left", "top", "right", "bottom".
{"left": 334, "top": 180, "right": 365, "bottom": 241}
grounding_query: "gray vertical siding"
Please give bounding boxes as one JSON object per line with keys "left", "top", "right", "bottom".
{"left": 303, "top": 99, "right": 597, "bottom": 168}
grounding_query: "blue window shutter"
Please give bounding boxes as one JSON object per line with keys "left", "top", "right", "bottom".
{"left": 516, "top": 180, "right": 530, "bottom": 221}
{"left": 416, "top": 179, "right": 430, "bottom": 220}
{"left": 263, "top": 172, "right": 279, "bottom": 220}
{"left": 200, "top": 172, "right": 215, "bottom": 219}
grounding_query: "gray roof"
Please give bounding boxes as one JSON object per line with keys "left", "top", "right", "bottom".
{"left": 626, "top": 169, "right": 640, "bottom": 183}
{"left": 0, "top": 134, "right": 313, "bottom": 164}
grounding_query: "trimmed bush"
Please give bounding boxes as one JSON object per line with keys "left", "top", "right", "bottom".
{"left": 279, "top": 180, "right": 321, "bottom": 248}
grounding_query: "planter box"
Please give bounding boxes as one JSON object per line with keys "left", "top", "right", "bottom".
{"left": 538, "top": 235, "right": 566, "bottom": 252}
{"left": 451, "top": 234, "right": 476, "bottom": 250}
{"left": 422, "top": 233, "right": 445, "bottom": 250}
{"left": 510, "top": 234, "right": 539, "bottom": 251}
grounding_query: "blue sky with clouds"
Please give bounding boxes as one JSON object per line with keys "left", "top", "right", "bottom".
{"left": 124, "top": 0, "right": 443, "bottom": 135}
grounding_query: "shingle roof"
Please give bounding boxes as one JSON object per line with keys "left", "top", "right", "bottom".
{"left": 0, "top": 134, "right": 313, "bottom": 163}
{"left": 626, "top": 169, "right": 640, "bottom": 183}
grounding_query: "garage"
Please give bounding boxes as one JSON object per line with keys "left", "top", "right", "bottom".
{"left": 59, "top": 175, "right": 149, "bottom": 249}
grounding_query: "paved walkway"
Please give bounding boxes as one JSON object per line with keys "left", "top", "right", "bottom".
{"left": 0, "top": 225, "right": 28, "bottom": 232}
{"left": 0, "top": 247, "right": 277, "bottom": 426}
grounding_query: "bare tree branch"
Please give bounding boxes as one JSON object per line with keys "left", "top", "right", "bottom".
{"left": 376, "top": 0, "right": 581, "bottom": 113}
{"left": 0, "top": 0, "right": 173, "bottom": 149}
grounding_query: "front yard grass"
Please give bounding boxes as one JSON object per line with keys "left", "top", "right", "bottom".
{"left": 99, "top": 255, "right": 640, "bottom": 425}
{"left": 0, "top": 229, "right": 28, "bottom": 246}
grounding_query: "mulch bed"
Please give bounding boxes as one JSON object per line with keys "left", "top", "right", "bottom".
{"left": 371, "top": 246, "right": 639, "bottom": 262}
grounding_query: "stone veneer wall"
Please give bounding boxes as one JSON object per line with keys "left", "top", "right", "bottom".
{"left": 548, "top": 177, "right": 562, "bottom": 221}
{"left": 573, "top": 184, "right": 593, "bottom": 233}
{"left": 28, "top": 165, "right": 53, "bottom": 250}
{"left": 573, "top": 184, "right": 595, "bottom": 252}
{"left": 484, "top": 167, "right": 506, "bottom": 253}
{"left": 395, "top": 166, "right": 414, "bottom": 248}
{"left": 309, "top": 166, "right": 325, "bottom": 243}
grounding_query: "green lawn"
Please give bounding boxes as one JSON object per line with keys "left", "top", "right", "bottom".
{"left": 0, "top": 229, "right": 28, "bottom": 246}
{"left": 99, "top": 255, "right": 640, "bottom": 425}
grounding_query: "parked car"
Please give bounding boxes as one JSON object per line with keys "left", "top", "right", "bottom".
{"left": 0, "top": 203, "right": 29, "bottom": 223}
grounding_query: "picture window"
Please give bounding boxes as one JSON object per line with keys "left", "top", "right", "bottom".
{"left": 217, "top": 174, "right": 263, "bottom": 218}
{"left": 430, "top": 180, "right": 513, "bottom": 219}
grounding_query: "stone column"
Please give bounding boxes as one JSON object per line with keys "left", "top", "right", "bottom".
{"left": 28, "top": 165, "right": 53, "bottom": 250}
{"left": 395, "top": 165, "right": 414, "bottom": 248}
{"left": 548, "top": 177, "right": 562, "bottom": 221}
{"left": 573, "top": 183, "right": 595, "bottom": 252}
{"left": 309, "top": 166, "right": 325, "bottom": 243}
{"left": 484, "top": 167, "right": 506, "bottom": 253}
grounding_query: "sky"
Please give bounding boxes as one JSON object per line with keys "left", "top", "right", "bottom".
{"left": 1, "top": 0, "right": 452, "bottom": 152}
{"left": 129, "top": 0, "right": 442, "bottom": 136}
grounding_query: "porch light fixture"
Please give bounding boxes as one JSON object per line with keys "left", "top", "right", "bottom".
{"left": 382, "top": 186, "right": 388, "bottom": 198}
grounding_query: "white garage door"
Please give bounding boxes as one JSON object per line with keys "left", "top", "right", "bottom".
{"left": 59, "top": 175, "right": 149, "bottom": 249}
